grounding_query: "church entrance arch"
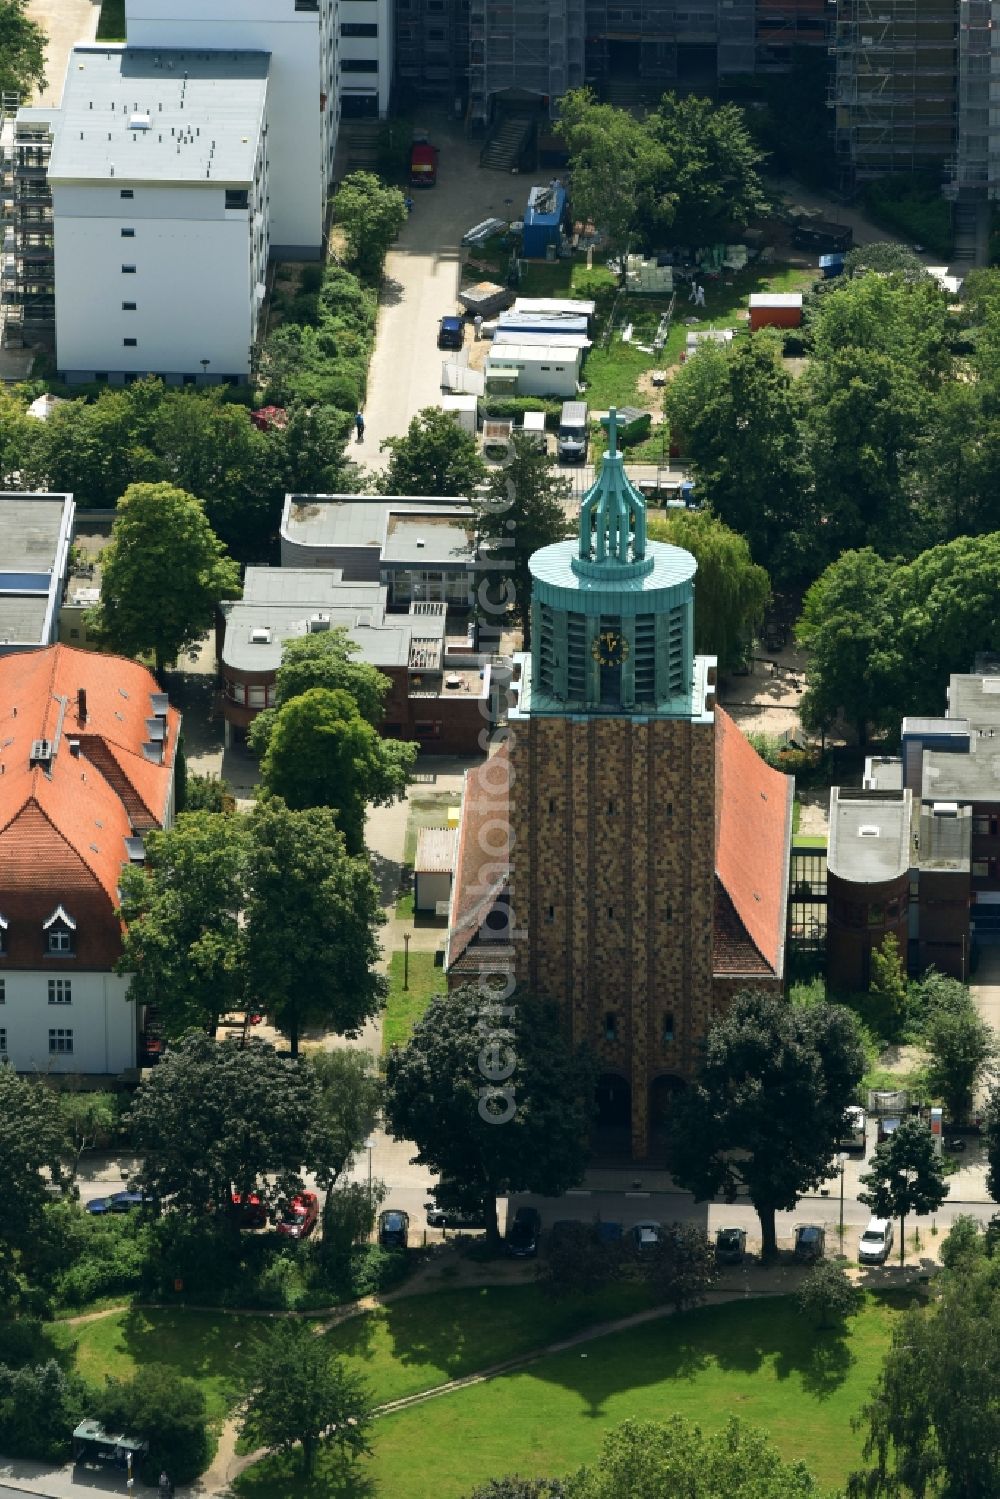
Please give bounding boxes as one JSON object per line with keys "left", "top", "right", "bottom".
{"left": 595, "top": 1072, "right": 631, "bottom": 1129}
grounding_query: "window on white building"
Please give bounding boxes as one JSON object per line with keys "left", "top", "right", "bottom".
{"left": 247, "top": 685, "right": 268, "bottom": 708}
{"left": 0, "top": 1029, "right": 6, "bottom": 1054}
{"left": 121, "top": 227, "right": 135, "bottom": 238}
{"left": 342, "top": 58, "right": 379, "bottom": 71}
{"left": 44, "top": 905, "right": 76, "bottom": 955}
{"left": 0, "top": 978, "right": 5, "bottom": 1003}
{"left": 120, "top": 189, "right": 134, "bottom": 199}
{"left": 124, "top": 338, "right": 138, "bottom": 348}
{"left": 48, "top": 979, "right": 72, "bottom": 1005}
{"left": 122, "top": 265, "right": 136, "bottom": 274}
{"left": 122, "top": 301, "right": 137, "bottom": 311}
{"left": 49, "top": 1029, "right": 73, "bottom": 1054}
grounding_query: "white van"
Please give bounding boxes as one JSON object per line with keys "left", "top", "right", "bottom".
{"left": 858, "top": 1217, "right": 893, "bottom": 1265}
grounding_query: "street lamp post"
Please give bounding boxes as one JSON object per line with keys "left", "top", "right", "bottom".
{"left": 403, "top": 930, "right": 410, "bottom": 991}
{"left": 200, "top": 358, "right": 210, "bottom": 382}
{"left": 837, "top": 1152, "right": 847, "bottom": 1250}
{"left": 363, "top": 1134, "right": 376, "bottom": 1221}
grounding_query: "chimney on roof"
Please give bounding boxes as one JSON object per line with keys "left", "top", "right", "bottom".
{"left": 77, "top": 687, "right": 88, "bottom": 726}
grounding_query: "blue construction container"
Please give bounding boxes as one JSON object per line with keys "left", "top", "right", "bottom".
{"left": 521, "top": 183, "right": 566, "bottom": 259}
{"left": 819, "top": 253, "right": 846, "bottom": 279}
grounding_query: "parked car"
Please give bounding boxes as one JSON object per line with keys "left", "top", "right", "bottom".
{"left": 86, "top": 1190, "right": 150, "bottom": 1216}
{"left": 595, "top": 1220, "right": 623, "bottom": 1245}
{"left": 229, "top": 1191, "right": 267, "bottom": 1229}
{"left": 425, "top": 1199, "right": 488, "bottom": 1230}
{"left": 791, "top": 220, "right": 853, "bottom": 253}
{"left": 505, "top": 1206, "right": 541, "bottom": 1258}
{"left": 277, "top": 1192, "right": 319, "bottom": 1241}
{"left": 858, "top": 1217, "right": 894, "bottom": 1266}
{"left": 378, "top": 1209, "right": 410, "bottom": 1249}
{"left": 839, "top": 1104, "right": 867, "bottom": 1153}
{"left": 793, "top": 1224, "right": 825, "bottom": 1262}
{"left": 715, "top": 1226, "right": 747, "bottom": 1265}
{"left": 631, "top": 1220, "right": 663, "bottom": 1254}
{"left": 438, "top": 315, "right": 464, "bottom": 350}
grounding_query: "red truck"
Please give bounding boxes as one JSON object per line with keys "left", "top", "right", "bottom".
{"left": 410, "top": 141, "right": 438, "bottom": 188}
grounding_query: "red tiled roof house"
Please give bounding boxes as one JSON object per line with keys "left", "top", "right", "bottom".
{"left": 0, "top": 646, "right": 180, "bottom": 1076}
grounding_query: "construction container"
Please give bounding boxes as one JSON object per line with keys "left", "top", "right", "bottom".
{"left": 748, "top": 293, "right": 803, "bottom": 331}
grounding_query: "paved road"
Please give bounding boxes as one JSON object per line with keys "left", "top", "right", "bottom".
{"left": 357, "top": 111, "right": 515, "bottom": 473}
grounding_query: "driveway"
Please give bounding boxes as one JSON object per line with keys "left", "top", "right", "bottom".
{"left": 24, "top": 0, "right": 102, "bottom": 106}
{"left": 356, "top": 112, "right": 516, "bottom": 473}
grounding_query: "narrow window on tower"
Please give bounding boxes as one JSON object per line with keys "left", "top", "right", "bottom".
{"left": 604, "top": 1011, "right": 618, "bottom": 1041}
{"left": 607, "top": 798, "right": 615, "bottom": 815}
{"left": 663, "top": 1012, "right": 675, "bottom": 1044}
{"left": 545, "top": 904, "right": 555, "bottom": 923}
{"left": 666, "top": 903, "right": 673, "bottom": 922}
{"left": 548, "top": 798, "right": 555, "bottom": 814}
{"left": 606, "top": 905, "right": 615, "bottom": 919}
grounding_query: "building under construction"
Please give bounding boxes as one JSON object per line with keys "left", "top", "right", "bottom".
{"left": 397, "top": 0, "right": 830, "bottom": 124}
{"left": 1, "top": 106, "right": 54, "bottom": 350}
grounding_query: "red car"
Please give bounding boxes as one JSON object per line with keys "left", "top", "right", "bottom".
{"left": 277, "top": 1192, "right": 318, "bottom": 1241}
{"left": 229, "top": 1191, "right": 267, "bottom": 1229}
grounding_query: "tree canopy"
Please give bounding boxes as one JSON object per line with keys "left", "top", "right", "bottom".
{"left": 796, "top": 549, "right": 899, "bottom": 745}
{"left": 258, "top": 687, "right": 416, "bottom": 852}
{"left": 475, "top": 432, "right": 571, "bottom": 648}
{"left": 245, "top": 799, "right": 386, "bottom": 1054}
{"left": 332, "top": 171, "right": 407, "bottom": 281}
{"left": 118, "top": 811, "right": 247, "bottom": 1040}
{"left": 241, "top": 1321, "right": 373, "bottom": 1478}
{"left": 93, "top": 482, "right": 240, "bottom": 676}
{"left": 0, "top": 1069, "right": 70, "bottom": 1304}
{"left": 668, "top": 990, "right": 866, "bottom": 1257}
{"left": 647, "top": 510, "right": 770, "bottom": 671}
{"left": 0, "top": 1, "right": 46, "bottom": 104}
{"left": 924, "top": 1002, "right": 994, "bottom": 1123}
{"left": 379, "top": 406, "right": 486, "bottom": 497}
{"left": 248, "top": 627, "right": 392, "bottom": 756}
{"left": 384, "top": 985, "right": 595, "bottom": 1241}
{"left": 126, "top": 1034, "right": 319, "bottom": 1220}
{"left": 858, "top": 1117, "right": 948, "bottom": 1266}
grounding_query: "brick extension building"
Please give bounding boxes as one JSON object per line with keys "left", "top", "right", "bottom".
{"left": 446, "top": 413, "right": 792, "bottom": 1159}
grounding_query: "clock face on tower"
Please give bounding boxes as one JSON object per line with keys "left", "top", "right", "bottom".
{"left": 591, "top": 629, "right": 630, "bottom": 667}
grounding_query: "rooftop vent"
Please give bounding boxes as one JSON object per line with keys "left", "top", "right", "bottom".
{"left": 933, "top": 802, "right": 959, "bottom": 817}
{"left": 128, "top": 113, "right": 151, "bottom": 130}
{"left": 249, "top": 626, "right": 272, "bottom": 645}
{"left": 124, "top": 836, "right": 145, "bottom": 864}
{"left": 445, "top": 674, "right": 463, "bottom": 690}
{"left": 29, "top": 738, "right": 52, "bottom": 768}
{"left": 858, "top": 825, "right": 880, "bottom": 838}
{"left": 308, "top": 613, "right": 331, "bottom": 634}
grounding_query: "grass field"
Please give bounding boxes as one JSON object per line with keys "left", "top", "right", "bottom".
{"left": 381, "top": 949, "right": 444, "bottom": 1053}
{"left": 235, "top": 1290, "right": 915, "bottom": 1498}
{"left": 96, "top": 0, "right": 126, "bottom": 41}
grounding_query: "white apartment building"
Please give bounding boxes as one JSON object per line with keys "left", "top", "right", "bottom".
{"left": 125, "top": 0, "right": 339, "bottom": 258}
{"left": 47, "top": 46, "right": 269, "bottom": 385}
{"left": 340, "top": 0, "right": 393, "bottom": 119}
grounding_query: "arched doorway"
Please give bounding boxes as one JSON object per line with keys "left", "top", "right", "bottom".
{"left": 649, "top": 1074, "right": 686, "bottom": 1147}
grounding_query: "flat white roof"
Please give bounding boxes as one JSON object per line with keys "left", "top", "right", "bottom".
{"left": 749, "top": 293, "right": 803, "bottom": 309}
{"left": 49, "top": 46, "right": 268, "bottom": 186}
{"left": 511, "top": 297, "right": 595, "bottom": 317}
{"left": 486, "top": 342, "right": 582, "bottom": 364}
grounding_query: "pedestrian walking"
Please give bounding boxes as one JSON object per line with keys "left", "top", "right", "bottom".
{"left": 694, "top": 283, "right": 706, "bottom": 308}
{"left": 474, "top": 313, "right": 483, "bottom": 340}
{"left": 355, "top": 411, "right": 365, "bottom": 443}
{"left": 688, "top": 279, "right": 698, "bottom": 303}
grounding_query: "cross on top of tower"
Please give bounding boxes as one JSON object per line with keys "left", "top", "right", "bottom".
{"left": 577, "top": 406, "right": 647, "bottom": 568}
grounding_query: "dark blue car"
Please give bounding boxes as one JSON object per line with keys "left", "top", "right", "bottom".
{"left": 438, "top": 316, "right": 464, "bottom": 350}
{"left": 86, "top": 1190, "right": 148, "bottom": 1215}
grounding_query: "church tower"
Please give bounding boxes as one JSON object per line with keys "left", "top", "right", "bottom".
{"left": 508, "top": 412, "right": 719, "bottom": 1159}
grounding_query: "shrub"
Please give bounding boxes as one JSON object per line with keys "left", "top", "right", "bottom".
{"left": 55, "top": 1213, "right": 151, "bottom": 1308}
{"left": 0, "top": 1361, "right": 89, "bottom": 1463}
{"left": 862, "top": 176, "right": 953, "bottom": 260}
{"left": 95, "top": 1364, "right": 211, "bottom": 1486}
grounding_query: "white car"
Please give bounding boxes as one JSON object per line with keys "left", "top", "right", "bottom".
{"left": 631, "top": 1220, "right": 663, "bottom": 1253}
{"left": 858, "top": 1217, "right": 894, "bottom": 1265}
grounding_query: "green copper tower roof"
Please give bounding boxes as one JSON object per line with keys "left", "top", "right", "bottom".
{"left": 519, "top": 409, "right": 709, "bottom": 719}
{"left": 574, "top": 408, "right": 651, "bottom": 582}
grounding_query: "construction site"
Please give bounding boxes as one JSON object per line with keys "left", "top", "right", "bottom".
{"left": 0, "top": 103, "right": 55, "bottom": 353}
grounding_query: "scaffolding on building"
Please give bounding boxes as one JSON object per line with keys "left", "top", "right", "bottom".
{"left": 469, "top": 0, "right": 586, "bottom": 126}
{"left": 2, "top": 108, "right": 54, "bottom": 348}
{"left": 830, "top": 0, "right": 957, "bottom": 181}
{"left": 754, "top": 0, "right": 830, "bottom": 70}
{"left": 395, "top": 0, "right": 469, "bottom": 102}
{"left": 945, "top": 0, "right": 993, "bottom": 199}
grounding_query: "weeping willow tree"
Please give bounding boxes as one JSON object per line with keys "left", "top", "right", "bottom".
{"left": 648, "top": 509, "right": 770, "bottom": 672}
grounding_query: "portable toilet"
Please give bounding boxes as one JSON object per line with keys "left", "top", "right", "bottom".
{"left": 521, "top": 183, "right": 567, "bottom": 260}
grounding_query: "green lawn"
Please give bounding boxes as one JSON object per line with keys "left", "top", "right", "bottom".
{"left": 48, "top": 1308, "right": 267, "bottom": 1426}
{"left": 381, "top": 950, "right": 444, "bottom": 1053}
{"left": 236, "top": 1290, "right": 914, "bottom": 1498}
{"left": 96, "top": 0, "right": 126, "bottom": 40}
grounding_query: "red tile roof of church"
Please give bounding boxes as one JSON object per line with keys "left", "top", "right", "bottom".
{"left": 714, "top": 707, "right": 792, "bottom": 976}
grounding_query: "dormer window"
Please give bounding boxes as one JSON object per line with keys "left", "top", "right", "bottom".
{"left": 43, "top": 905, "right": 76, "bottom": 957}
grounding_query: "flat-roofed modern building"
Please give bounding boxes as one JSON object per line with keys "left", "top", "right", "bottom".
{"left": 0, "top": 492, "right": 75, "bottom": 655}
{"left": 279, "top": 494, "right": 477, "bottom": 609}
{"left": 47, "top": 46, "right": 270, "bottom": 384}
{"left": 827, "top": 786, "right": 912, "bottom": 991}
{"left": 125, "top": 0, "right": 338, "bottom": 257}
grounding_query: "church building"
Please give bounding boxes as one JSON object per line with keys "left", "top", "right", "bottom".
{"left": 446, "top": 413, "right": 793, "bottom": 1159}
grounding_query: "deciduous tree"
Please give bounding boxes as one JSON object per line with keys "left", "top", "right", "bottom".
{"left": 475, "top": 432, "right": 571, "bottom": 648}
{"left": 95, "top": 1366, "right": 210, "bottom": 1487}
{"left": 556, "top": 91, "right": 670, "bottom": 266}
{"left": 384, "top": 986, "right": 595, "bottom": 1243}
{"left": 796, "top": 1259, "right": 863, "bottom": 1330}
{"left": 248, "top": 627, "right": 392, "bottom": 756}
{"left": 118, "top": 812, "right": 247, "bottom": 1039}
{"left": 240, "top": 1320, "right": 373, "bottom": 1477}
{"left": 126, "top": 1034, "right": 316, "bottom": 1221}
{"left": 332, "top": 171, "right": 407, "bottom": 281}
{"left": 924, "top": 1004, "right": 994, "bottom": 1123}
{"left": 0, "top": 1069, "right": 71, "bottom": 1302}
{"left": 93, "top": 482, "right": 240, "bottom": 676}
{"left": 564, "top": 1416, "right": 820, "bottom": 1499}
{"left": 667, "top": 990, "right": 865, "bottom": 1259}
{"left": 0, "top": 0, "right": 46, "bottom": 104}
{"left": 796, "top": 549, "right": 900, "bottom": 746}
{"left": 641, "top": 1223, "right": 717, "bottom": 1313}
{"left": 258, "top": 688, "right": 415, "bottom": 851}
{"left": 858, "top": 1117, "right": 948, "bottom": 1267}
{"left": 648, "top": 510, "right": 770, "bottom": 672}
{"left": 379, "top": 406, "right": 486, "bottom": 497}
{"left": 643, "top": 92, "right": 767, "bottom": 246}
{"left": 245, "top": 799, "right": 386, "bottom": 1055}
{"left": 307, "top": 1049, "right": 382, "bottom": 1185}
